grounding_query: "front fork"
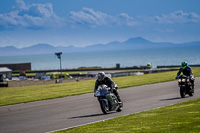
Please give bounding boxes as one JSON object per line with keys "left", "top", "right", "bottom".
{"left": 97, "top": 97, "right": 109, "bottom": 106}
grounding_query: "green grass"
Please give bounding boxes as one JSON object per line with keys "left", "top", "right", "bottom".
{"left": 56, "top": 98, "right": 200, "bottom": 133}
{"left": 0, "top": 67, "right": 199, "bottom": 106}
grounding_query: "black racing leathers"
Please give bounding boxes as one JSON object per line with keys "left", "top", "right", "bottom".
{"left": 94, "top": 76, "right": 115, "bottom": 92}
{"left": 177, "top": 66, "right": 194, "bottom": 86}
{"left": 94, "top": 76, "right": 121, "bottom": 102}
{"left": 177, "top": 66, "right": 193, "bottom": 77}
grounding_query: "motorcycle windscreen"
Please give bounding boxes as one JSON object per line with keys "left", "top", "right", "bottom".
{"left": 100, "top": 88, "right": 109, "bottom": 96}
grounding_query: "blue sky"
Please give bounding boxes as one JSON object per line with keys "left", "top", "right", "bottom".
{"left": 0, "top": 0, "right": 200, "bottom": 48}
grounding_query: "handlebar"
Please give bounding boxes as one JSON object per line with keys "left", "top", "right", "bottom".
{"left": 176, "top": 75, "right": 188, "bottom": 79}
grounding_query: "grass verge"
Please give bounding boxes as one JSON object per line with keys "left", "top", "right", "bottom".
{"left": 0, "top": 67, "right": 199, "bottom": 106}
{"left": 56, "top": 98, "right": 200, "bottom": 133}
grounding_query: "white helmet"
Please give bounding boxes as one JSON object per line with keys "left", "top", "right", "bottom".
{"left": 97, "top": 72, "right": 105, "bottom": 81}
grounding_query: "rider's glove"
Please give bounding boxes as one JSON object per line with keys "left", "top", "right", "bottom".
{"left": 175, "top": 76, "right": 179, "bottom": 79}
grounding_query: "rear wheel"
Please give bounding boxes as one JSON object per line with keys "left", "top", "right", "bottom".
{"left": 100, "top": 100, "right": 109, "bottom": 114}
{"left": 180, "top": 87, "right": 186, "bottom": 98}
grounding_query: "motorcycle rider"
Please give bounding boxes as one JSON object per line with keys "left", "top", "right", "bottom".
{"left": 176, "top": 61, "right": 195, "bottom": 88}
{"left": 94, "top": 72, "right": 122, "bottom": 103}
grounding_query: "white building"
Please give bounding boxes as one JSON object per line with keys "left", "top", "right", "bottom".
{"left": 0, "top": 67, "right": 12, "bottom": 81}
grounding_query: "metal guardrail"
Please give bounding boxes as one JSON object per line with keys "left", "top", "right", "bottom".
{"left": 70, "top": 68, "right": 178, "bottom": 78}
{"left": 157, "top": 64, "right": 200, "bottom": 68}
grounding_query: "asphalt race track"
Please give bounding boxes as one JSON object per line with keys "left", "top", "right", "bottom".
{"left": 0, "top": 78, "right": 199, "bottom": 133}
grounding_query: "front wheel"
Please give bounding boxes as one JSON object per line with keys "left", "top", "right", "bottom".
{"left": 180, "top": 87, "right": 186, "bottom": 98}
{"left": 100, "top": 100, "right": 109, "bottom": 114}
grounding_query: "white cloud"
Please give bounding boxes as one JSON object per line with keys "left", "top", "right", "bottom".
{"left": 69, "top": 7, "right": 139, "bottom": 27}
{"left": 69, "top": 7, "right": 117, "bottom": 27}
{"left": 15, "top": 0, "right": 27, "bottom": 10}
{"left": 117, "top": 13, "right": 138, "bottom": 26}
{"left": 154, "top": 10, "right": 200, "bottom": 24}
{"left": 0, "top": 0, "right": 65, "bottom": 29}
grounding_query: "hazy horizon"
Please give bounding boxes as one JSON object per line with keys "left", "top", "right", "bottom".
{"left": 2, "top": 36, "right": 200, "bottom": 49}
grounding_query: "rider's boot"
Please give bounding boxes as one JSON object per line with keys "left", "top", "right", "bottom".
{"left": 117, "top": 95, "right": 123, "bottom": 108}
{"left": 117, "top": 94, "right": 121, "bottom": 102}
{"left": 190, "top": 80, "right": 195, "bottom": 92}
{"left": 191, "top": 83, "right": 195, "bottom": 92}
{"left": 113, "top": 89, "right": 122, "bottom": 104}
{"left": 115, "top": 91, "right": 122, "bottom": 105}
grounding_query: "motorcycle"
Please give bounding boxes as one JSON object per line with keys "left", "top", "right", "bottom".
{"left": 177, "top": 75, "right": 194, "bottom": 98}
{"left": 94, "top": 84, "right": 123, "bottom": 114}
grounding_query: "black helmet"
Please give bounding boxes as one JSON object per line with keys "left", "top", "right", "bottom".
{"left": 181, "top": 61, "right": 187, "bottom": 69}
{"left": 97, "top": 72, "right": 105, "bottom": 81}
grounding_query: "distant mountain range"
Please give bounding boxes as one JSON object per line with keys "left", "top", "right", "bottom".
{"left": 0, "top": 37, "right": 200, "bottom": 56}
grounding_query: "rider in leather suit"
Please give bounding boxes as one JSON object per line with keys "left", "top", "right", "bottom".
{"left": 94, "top": 72, "right": 122, "bottom": 103}
{"left": 176, "top": 61, "right": 195, "bottom": 88}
